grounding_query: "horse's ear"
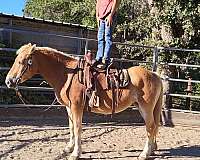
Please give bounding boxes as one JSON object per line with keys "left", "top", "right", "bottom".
{"left": 28, "top": 43, "right": 32, "bottom": 46}
{"left": 30, "top": 44, "right": 36, "bottom": 54}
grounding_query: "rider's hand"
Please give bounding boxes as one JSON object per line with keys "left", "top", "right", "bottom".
{"left": 106, "top": 15, "right": 113, "bottom": 27}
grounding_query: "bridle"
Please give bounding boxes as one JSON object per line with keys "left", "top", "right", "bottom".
{"left": 14, "top": 56, "right": 33, "bottom": 104}
{"left": 15, "top": 57, "right": 33, "bottom": 87}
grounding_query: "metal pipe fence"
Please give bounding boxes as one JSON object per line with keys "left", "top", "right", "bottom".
{"left": 0, "top": 27, "right": 200, "bottom": 111}
{"left": 168, "top": 78, "right": 200, "bottom": 84}
{"left": 0, "top": 86, "right": 54, "bottom": 91}
{"left": 160, "top": 62, "right": 200, "bottom": 68}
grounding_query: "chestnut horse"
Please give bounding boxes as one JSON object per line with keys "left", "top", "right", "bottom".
{"left": 5, "top": 43, "right": 163, "bottom": 160}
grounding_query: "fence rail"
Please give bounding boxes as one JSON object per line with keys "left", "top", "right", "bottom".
{"left": 167, "top": 93, "right": 200, "bottom": 99}
{"left": 160, "top": 62, "right": 200, "bottom": 68}
{"left": 0, "top": 85, "right": 54, "bottom": 91}
{"left": 0, "top": 104, "right": 63, "bottom": 108}
{"left": 0, "top": 67, "right": 10, "bottom": 71}
{"left": 0, "top": 48, "right": 17, "bottom": 52}
{"left": 168, "top": 78, "right": 200, "bottom": 84}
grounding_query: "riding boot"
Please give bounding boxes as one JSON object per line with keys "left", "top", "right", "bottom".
{"left": 92, "top": 59, "right": 101, "bottom": 67}
{"left": 98, "top": 59, "right": 110, "bottom": 69}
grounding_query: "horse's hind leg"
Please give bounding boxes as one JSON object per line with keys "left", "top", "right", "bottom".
{"left": 139, "top": 108, "right": 157, "bottom": 159}
{"left": 152, "top": 91, "right": 163, "bottom": 151}
{"left": 139, "top": 91, "right": 163, "bottom": 159}
{"left": 64, "top": 107, "right": 75, "bottom": 153}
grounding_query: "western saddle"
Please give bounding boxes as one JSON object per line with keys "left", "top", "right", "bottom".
{"left": 77, "top": 52, "right": 130, "bottom": 116}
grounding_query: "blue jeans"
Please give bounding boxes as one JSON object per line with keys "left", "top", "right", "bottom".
{"left": 96, "top": 19, "right": 113, "bottom": 62}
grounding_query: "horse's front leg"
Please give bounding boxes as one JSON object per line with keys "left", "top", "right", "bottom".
{"left": 64, "top": 107, "right": 75, "bottom": 153}
{"left": 68, "top": 103, "right": 83, "bottom": 160}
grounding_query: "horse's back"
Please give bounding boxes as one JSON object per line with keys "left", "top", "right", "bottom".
{"left": 128, "top": 66, "right": 162, "bottom": 85}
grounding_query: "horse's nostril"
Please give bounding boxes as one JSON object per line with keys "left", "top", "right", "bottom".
{"left": 5, "top": 77, "right": 15, "bottom": 88}
{"left": 6, "top": 80, "right": 10, "bottom": 85}
{"left": 5, "top": 78, "right": 10, "bottom": 87}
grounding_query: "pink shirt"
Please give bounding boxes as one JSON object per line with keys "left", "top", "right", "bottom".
{"left": 97, "top": 0, "right": 114, "bottom": 19}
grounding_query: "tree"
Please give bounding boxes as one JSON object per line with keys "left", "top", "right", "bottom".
{"left": 24, "top": 0, "right": 97, "bottom": 27}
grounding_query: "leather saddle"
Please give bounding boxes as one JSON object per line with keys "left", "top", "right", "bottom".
{"left": 77, "top": 53, "right": 130, "bottom": 116}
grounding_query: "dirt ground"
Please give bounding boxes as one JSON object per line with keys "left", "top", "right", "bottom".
{"left": 0, "top": 120, "right": 200, "bottom": 160}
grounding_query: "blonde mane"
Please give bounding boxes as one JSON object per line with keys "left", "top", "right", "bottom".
{"left": 17, "top": 44, "right": 79, "bottom": 68}
{"left": 36, "top": 47, "right": 79, "bottom": 61}
{"left": 35, "top": 46, "right": 79, "bottom": 68}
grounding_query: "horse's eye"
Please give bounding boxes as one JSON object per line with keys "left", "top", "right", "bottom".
{"left": 27, "top": 59, "right": 32, "bottom": 65}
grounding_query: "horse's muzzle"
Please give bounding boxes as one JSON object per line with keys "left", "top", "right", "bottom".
{"left": 5, "top": 76, "right": 18, "bottom": 88}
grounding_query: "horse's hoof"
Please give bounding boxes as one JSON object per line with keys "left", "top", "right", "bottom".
{"left": 64, "top": 146, "right": 74, "bottom": 153}
{"left": 138, "top": 153, "right": 148, "bottom": 160}
{"left": 68, "top": 156, "right": 79, "bottom": 160}
{"left": 137, "top": 156, "right": 147, "bottom": 160}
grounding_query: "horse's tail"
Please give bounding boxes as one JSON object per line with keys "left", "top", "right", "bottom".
{"left": 153, "top": 82, "right": 163, "bottom": 129}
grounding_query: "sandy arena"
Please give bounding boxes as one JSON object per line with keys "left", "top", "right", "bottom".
{"left": 0, "top": 119, "right": 200, "bottom": 160}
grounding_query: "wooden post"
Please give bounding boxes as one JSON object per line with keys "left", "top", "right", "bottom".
{"left": 186, "top": 77, "right": 192, "bottom": 111}
{"left": 160, "top": 65, "right": 173, "bottom": 126}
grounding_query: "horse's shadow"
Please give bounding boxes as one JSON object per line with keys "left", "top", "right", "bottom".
{"left": 77, "top": 145, "right": 200, "bottom": 160}
{"left": 157, "top": 145, "right": 200, "bottom": 158}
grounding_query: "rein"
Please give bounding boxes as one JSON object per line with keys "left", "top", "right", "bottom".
{"left": 15, "top": 87, "right": 30, "bottom": 105}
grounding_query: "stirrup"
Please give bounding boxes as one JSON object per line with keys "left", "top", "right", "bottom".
{"left": 106, "top": 58, "right": 113, "bottom": 75}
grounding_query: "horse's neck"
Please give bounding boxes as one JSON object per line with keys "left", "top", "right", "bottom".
{"left": 36, "top": 50, "right": 69, "bottom": 92}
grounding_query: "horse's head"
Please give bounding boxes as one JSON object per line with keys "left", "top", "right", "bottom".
{"left": 5, "top": 43, "right": 38, "bottom": 89}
